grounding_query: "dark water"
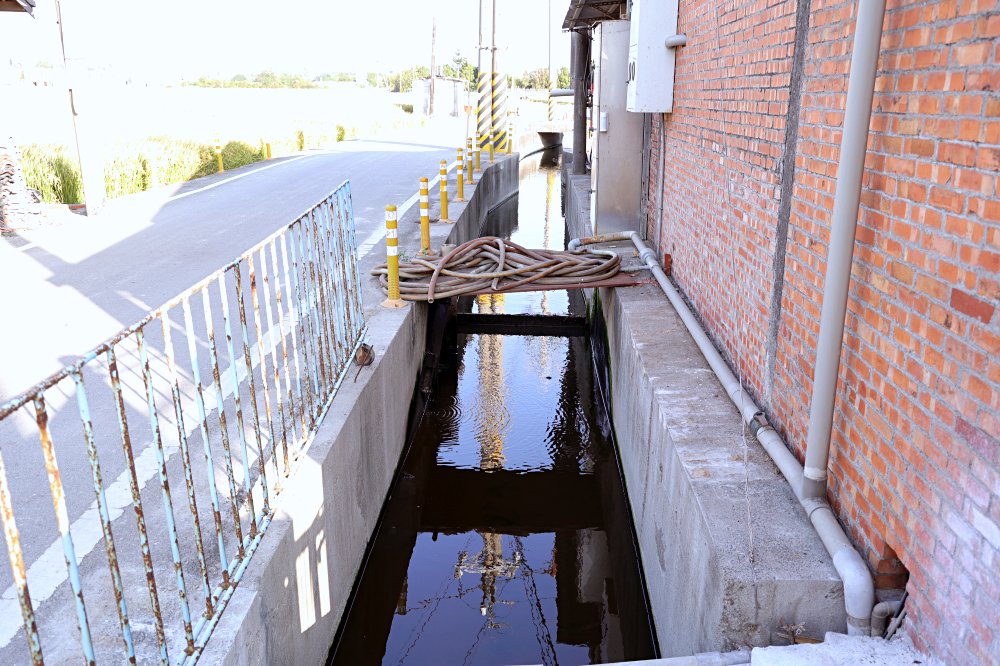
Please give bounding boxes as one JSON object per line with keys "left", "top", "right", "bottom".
{"left": 329, "top": 153, "right": 656, "bottom": 665}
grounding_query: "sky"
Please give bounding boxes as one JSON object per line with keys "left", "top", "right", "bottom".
{"left": 0, "top": 0, "right": 571, "bottom": 82}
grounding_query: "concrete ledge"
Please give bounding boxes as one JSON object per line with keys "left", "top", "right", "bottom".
{"left": 563, "top": 171, "right": 844, "bottom": 656}
{"left": 200, "top": 155, "right": 519, "bottom": 665}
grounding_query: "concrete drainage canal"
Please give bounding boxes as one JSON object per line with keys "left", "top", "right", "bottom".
{"left": 327, "top": 153, "right": 658, "bottom": 664}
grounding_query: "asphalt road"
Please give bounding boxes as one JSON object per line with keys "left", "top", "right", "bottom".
{"left": 0, "top": 138, "right": 456, "bottom": 662}
{"left": 1, "top": 139, "right": 454, "bottom": 400}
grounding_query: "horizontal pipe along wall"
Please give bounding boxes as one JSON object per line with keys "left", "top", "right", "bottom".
{"left": 562, "top": 164, "right": 844, "bottom": 655}
{"left": 200, "top": 154, "right": 520, "bottom": 665}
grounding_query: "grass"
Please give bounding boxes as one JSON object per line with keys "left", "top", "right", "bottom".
{"left": 20, "top": 144, "right": 85, "bottom": 204}
{"left": 23, "top": 126, "right": 358, "bottom": 204}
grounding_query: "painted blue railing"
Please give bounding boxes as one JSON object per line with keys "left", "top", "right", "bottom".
{"left": 0, "top": 181, "right": 365, "bottom": 664}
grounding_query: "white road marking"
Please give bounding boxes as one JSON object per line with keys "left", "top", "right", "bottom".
{"left": 164, "top": 154, "right": 314, "bottom": 203}
{"left": 357, "top": 160, "right": 458, "bottom": 259}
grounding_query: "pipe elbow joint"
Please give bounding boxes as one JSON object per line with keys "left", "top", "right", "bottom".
{"left": 833, "top": 546, "right": 875, "bottom": 635}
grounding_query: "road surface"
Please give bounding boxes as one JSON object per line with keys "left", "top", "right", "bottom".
{"left": 0, "top": 138, "right": 457, "bottom": 663}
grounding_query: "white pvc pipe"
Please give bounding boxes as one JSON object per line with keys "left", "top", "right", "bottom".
{"left": 569, "top": 230, "right": 874, "bottom": 634}
{"left": 802, "top": 0, "right": 888, "bottom": 501}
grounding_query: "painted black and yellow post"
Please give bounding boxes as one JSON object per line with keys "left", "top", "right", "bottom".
{"left": 491, "top": 70, "right": 508, "bottom": 153}
{"left": 477, "top": 71, "right": 491, "bottom": 155}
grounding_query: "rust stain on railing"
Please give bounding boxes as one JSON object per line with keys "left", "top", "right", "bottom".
{"left": 0, "top": 180, "right": 366, "bottom": 664}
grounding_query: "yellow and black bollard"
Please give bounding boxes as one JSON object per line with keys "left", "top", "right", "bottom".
{"left": 477, "top": 71, "right": 491, "bottom": 154}
{"left": 465, "top": 138, "right": 474, "bottom": 185}
{"left": 456, "top": 148, "right": 465, "bottom": 202}
{"left": 215, "top": 139, "right": 224, "bottom": 173}
{"left": 507, "top": 119, "right": 514, "bottom": 154}
{"left": 474, "top": 133, "right": 482, "bottom": 173}
{"left": 381, "top": 205, "right": 406, "bottom": 308}
{"left": 491, "top": 70, "right": 508, "bottom": 153}
{"left": 439, "top": 160, "right": 450, "bottom": 222}
{"left": 418, "top": 177, "right": 435, "bottom": 256}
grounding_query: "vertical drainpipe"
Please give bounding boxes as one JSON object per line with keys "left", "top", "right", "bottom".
{"left": 802, "top": 0, "right": 888, "bottom": 501}
{"left": 572, "top": 30, "right": 590, "bottom": 176}
{"left": 799, "top": 0, "right": 887, "bottom": 635}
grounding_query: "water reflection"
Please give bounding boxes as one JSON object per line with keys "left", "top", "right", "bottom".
{"left": 328, "top": 158, "right": 655, "bottom": 665}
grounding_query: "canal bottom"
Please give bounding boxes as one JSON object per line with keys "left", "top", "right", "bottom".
{"left": 328, "top": 156, "right": 657, "bottom": 665}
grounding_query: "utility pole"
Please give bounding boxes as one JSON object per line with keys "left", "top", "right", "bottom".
{"left": 54, "top": 0, "right": 104, "bottom": 214}
{"left": 548, "top": 0, "right": 554, "bottom": 122}
{"left": 429, "top": 16, "right": 436, "bottom": 116}
{"left": 477, "top": 0, "right": 483, "bottom": 77}
{"left": 571, "top": 30, "right": 589, "bottom": 175}
{"left": 490, "top": 0, "right": 497, "bottom": 83}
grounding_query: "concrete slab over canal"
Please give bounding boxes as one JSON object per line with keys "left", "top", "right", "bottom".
{"left": 561, "top": 163, "right": 844, "bottom": 656}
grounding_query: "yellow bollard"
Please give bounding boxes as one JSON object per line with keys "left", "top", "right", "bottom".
{"left": 266, "top": 142, "right": 272, "bottom": 160}
{"left": 381, "top": 205, "right": 406, "bottom": 308}
{"left": 507, "top": 121, "right": 514, "bottom": 154}
{"left": 465, "top": 138, "right": 474, "bottom": 185}
{"left": 474, "top": 133, "right": 482, "bottom": 173}
{"left": 439, "top": 160, "right": 450, "bottom": 222}
{"left": 418, "top": 177, "right": 435, "bottom": 256}
{"left": 215, "top": 139, "right": 224, "bottom": 173}
{"left": 456, "top": 148, "right": 465, "bottom": 202}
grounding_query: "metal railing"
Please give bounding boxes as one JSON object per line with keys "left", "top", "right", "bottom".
{"left": 0, "top": 180, "right": 365, "bottom": 664}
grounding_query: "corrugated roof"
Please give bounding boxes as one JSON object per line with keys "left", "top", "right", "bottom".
{"left": 0, "top": 0, "right": 35, "bottom": 15}
{"left": 562, "top": 0, "right": 628, "bottom": 30}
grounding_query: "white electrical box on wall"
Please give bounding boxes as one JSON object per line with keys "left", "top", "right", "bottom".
{"left": 626, "top": 0, "right": 681, "bottom": 113}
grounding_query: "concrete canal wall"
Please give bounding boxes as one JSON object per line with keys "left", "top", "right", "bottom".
{"left": 562, "top": 167, "right": 845, "bottom": 656}
{"left": 200, "top": 155, "right": 519, "bottom": 665}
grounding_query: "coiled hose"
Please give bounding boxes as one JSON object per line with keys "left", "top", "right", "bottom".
{"left": 371, "top": 236, "right": 621, "bottom": 302}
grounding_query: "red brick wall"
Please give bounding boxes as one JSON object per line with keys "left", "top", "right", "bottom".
{"left": 646, "top": 0, "right": 801, "bottom": 398}
{"left": 645, "top": 0, "right": 999, "bottom": 662}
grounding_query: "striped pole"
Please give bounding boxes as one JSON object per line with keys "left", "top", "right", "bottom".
{"left": 477, "top": 71, "right": 491, "bottom": 152}
{"left": 456, "top": 149, "right": 465, "bottom": 201}
{"left": 474, "top": 132, "right": 482, "bottom": 172}
{"left": 465, "top": 138, "right": 474, "bottom": 185}
{"left": 491, "top": 70, "right": 508, "bottom": 152}
{"left": 418, "top": 177, "right": 434, "bottom": 256}
{"left": 439, "top": 160, "right": 450, "bottom": 222}
{"left": 381, "top": 205, "right": 406, "bottom": 308}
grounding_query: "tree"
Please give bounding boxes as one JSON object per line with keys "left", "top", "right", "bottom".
{"left": 557, "top": 66, "right": 570, "bottom": 89}
{"left": 254, "top": 70, "right": 280, "bottom": 88}
{"left": 519, "top": 68, "right": 550, "bottom": 89}
{"left": 450, "top": 51, "right": 475, "bottom": 84}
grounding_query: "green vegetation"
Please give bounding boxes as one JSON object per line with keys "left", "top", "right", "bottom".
{"left": 315, "top": 72, "right": 357, "bottom": 83}
{"left": 20, "top": 144, "right": 84, "bottom": 204}
{"left": 22, "top": 124, "right": 362, "bottom": 204}
{"left": 557, "top": 66, "right": 570, "bottom": 89}
{"left": 440, "top": 51, "right": 477, "bottom": 84}
{"left": 188, "top": 70, "right": 318, "bottom": 89}
{"left": 387, "top": 66, "right": 430, "bottom": 93}
{"left": 513, "top": 66, "right": 571, "bottom": 90}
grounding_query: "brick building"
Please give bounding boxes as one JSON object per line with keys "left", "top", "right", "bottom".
{"left": 638, "top": 0, "right": 997, "bottom": 662}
